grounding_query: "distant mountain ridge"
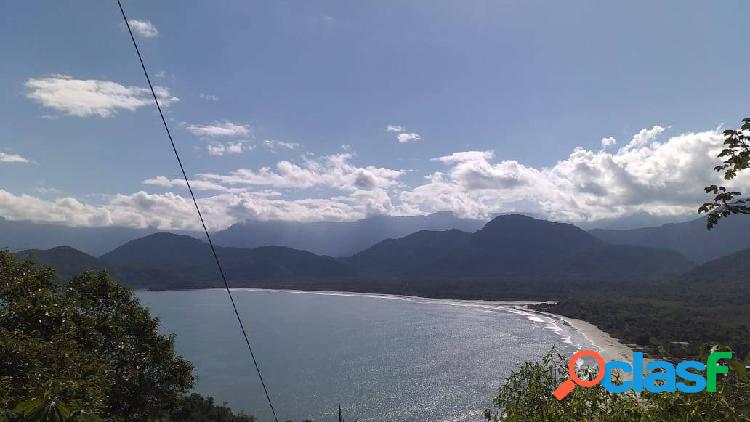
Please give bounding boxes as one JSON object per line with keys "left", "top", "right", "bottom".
{"left": 347, "top": 214, "right": 694, "bottom": 280}
{"left": 100, "top": 233, "right": 356, "bottom": 289}
{"left": 0, "top": 217, "right": 163, "bottom": 256}
{"left": 13, "top": 214, "right": 697, "bottom": 290}
{"left": 680, "top": 245, "right": 750, "bottom": 303}
{"left": 589, "top": 216, "right": 750, "bottom": 263}
{"left": 212, "top": 212, "right": 485, "bottom": 256}
{"left": 0, "top": 213, "right": 482, "bottom": 258}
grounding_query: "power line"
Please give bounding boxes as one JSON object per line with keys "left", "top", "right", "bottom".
{"left": 115, "top": 2, "right": 279, "bottom": 421}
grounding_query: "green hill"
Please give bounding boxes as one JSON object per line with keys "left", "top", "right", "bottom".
{"left": 14, "top": 246, "right": 107, "bottom": 281}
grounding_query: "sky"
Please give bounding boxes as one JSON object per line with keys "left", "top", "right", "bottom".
{"left": 2, "top": 0, "right": 750, "bottom": 230}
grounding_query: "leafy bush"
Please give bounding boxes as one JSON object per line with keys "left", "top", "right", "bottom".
{"left": 485, "top": 348, "right": 750, "bottom": 421}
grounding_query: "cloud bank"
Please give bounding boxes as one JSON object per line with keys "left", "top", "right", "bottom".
{"left": 0, "top": 126, "right": 743, "bottom": 230}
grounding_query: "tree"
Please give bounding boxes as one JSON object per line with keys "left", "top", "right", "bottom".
{"left": 699, "top": 117, "right": 750, "bottom": 228}
{"left": 0, "top": 251, "right": 193, "bottom": 420}
{"left": 484, "top": 349, "right": 643, "bottom": 421}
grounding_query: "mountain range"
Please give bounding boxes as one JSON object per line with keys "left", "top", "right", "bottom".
{"left": 0, "top": 212, "right": 483, "bottom": 257}
{"left": 345, "top": 214, "right": 693, "bottom": 280}
{"left": 212, "top": 211, "right": 485, "bottom": 256}
{"left": 590, "top": 215, "right": 750, "bottom": 263}
{"left": 12, "top": 214, "right": 702, "bottom": 291}
{"left": 8, "top": 211, "right": 750, "bottom": 264}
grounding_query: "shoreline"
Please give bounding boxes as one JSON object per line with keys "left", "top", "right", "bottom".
{"left": 143, "top": 287, "right": 636, "bottom": 362}
{"left": 242, "top": 288, "right": 639, "bottom": 362}
{"left": 523, "top": 306, "right": 635, "bottom": 363}
{"left": 560, "top": 317, "right": 634, "bottom": 362}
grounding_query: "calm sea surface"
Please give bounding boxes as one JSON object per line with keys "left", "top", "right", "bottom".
{"left": 136, "top": 289, "right": 589, "bottom": 422}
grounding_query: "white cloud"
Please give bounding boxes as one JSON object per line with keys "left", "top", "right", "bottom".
{"left": 199, "top": 93, "right": 219, "bottom": 102}
{"left": 620, "top": 125, "right": 665, "bottom": 152}
{"left": 401, "top": 126, "right": 738, "bottom": 223}
{"left": 199, "top": 153, "right": 402, "bottom": 192}
{"left": 397, "top": 132, "right": 422, "bottom": 143}
{"left": 0, "top": 152, "right": 30, "bottom": 163}
{"left": 1, "top": 124, "right": 741, "bottom": 230}
{"left": 128, "top": 19, "right": 159, "bottom": 38}
{"left": 263, "top": 139, "right": 300, "bottom": 151}
{"left": 25, "top": 75, "right": 177, "bottom": 117}
{"left": 601, "top": 136, "right": 617, "bottom": 148}
{"left": 387, "top": 125, "right": 422, "bottom": 143}
{"left": 0, "top": 189, "right": 388, "bottom": 230}
{"left": 143, "top": 176, "right": 229, "bottom": 192}
{"left": 186, "top": 121, "right": 251, "bottom": 137}
{"left": 206, "top": 141, "right": 251, "bottom": 156}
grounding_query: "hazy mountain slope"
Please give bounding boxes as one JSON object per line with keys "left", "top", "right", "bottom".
{"left": 346, "top": 229, "right": 472, "bottom": 274}
{"left": 101, "top": 232, "right": 355, "bottom": 289}
{"left": 681, "top": 246, "right": 750, "bottom": 286}
{"left": 14, "top": 246, "right": 107, "bottom": 281}
{"left": 349, "top": 214, "right": 694, "bottom": 280}
{"left": 561, "top": 244, "right": 695, "bottom": 279}
{"left": 589, "top": 216, "right": 750, "bottom": 263}
{"left": 212, "top": 212, "right": 484, "bottom": 256}
{"left": 0, "top": 216, "right": 177, "bottom": 256}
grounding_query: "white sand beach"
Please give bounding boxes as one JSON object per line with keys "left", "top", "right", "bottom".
{"left": 562, "top": 317, "right": 634, "bottom": 363}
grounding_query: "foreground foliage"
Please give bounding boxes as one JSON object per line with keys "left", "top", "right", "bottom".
{"left": 700, "top": 117, "right": 750, "bottom": 228}
{"left": 0, "top": 251, "right": 253, "bottom": 421}
{"left": 485, "top": 349, "right": 750, "bottom": 421}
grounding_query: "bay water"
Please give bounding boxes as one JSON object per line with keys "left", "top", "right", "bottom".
{"left": 136, "top": 289, "right": 588, "bottom": 421}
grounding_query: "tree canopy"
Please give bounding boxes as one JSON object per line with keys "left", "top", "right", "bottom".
{"left": 700, "top": 117, "right": 750, "bottom": 228}
{"left": 485, "top": 348, "right": 750, "bottom": 421}
{"left": 0, "top": 251, "right": 253, "bottom": 421}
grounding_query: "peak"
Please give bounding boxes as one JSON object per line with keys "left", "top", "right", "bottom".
{"left": 48, "top": 245, "right": 86, "bottom": 253}
{"left": 141, "top": 232, "right": 198, "bottom": 241}
{"left": 115, "top": 232, "right": 205, "bottom": 250}
{"left": 473, "top": 214, "right": 596, "bottom": 248}
{"left": 482, "top": 214, "right": 542, "bottom": 228}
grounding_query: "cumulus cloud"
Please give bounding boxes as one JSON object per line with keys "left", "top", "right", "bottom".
{"left": 620, "top": 126, "right": 665, "bottom": 152}
{"left": 601, "top": 136, "right": 617, "bottom": 148}
{"left": 25, "top": 75, "right": 177, "bottom": 117}
{"left": 186, "top": 121, "right": 250, "bottom": 137}
{"left": 1, "top": 125, "right": 741, "bottom": 230}
{"left": 387, "top": 125, "right": 422, "bottom": 143}
{"left": 0, "top": 189, "right": 390, "bottom": 230}
{"left": 142, "top": 176, "right": 229, "bottom": 192}
{"left": 206, "top": 141, "right": 251, "bottom": 156}
{"left": 397, "top": 132, "right": 422, "bottom": 143}
{"left": 401, "top": 126, "right": 738, "bottom": 223}
{"left": 0, "top": 152, "right": 30, "bottom": 163}
{"left": 128, "top": 19, "right": 159, "bottom": 38}
{"left": 198, "top": 153, "right": 402, "bottom": 191}
{"left": 263, "top": 139, "right": 300, "bottom": 151}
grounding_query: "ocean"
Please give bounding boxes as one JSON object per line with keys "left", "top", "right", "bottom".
{"left": 136, "top": 289, "right": 589, "bottom": 421}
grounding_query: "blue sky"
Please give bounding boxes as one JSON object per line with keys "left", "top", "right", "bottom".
{"left": 2, "top": 1, "right": 750, "bottom": 230}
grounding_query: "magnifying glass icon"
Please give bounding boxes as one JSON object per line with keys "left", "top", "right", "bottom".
{"left": 552, "top": 349, "right": 605, "bottom": 400}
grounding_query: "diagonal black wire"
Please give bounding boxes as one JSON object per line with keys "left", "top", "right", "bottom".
{"left": 115, "top": 2, "right": 279, "bottom": 421}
